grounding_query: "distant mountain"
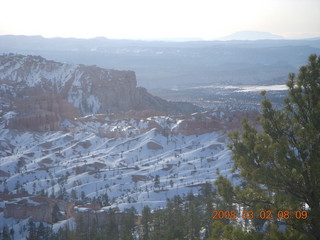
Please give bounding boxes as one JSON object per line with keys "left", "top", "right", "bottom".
{"left": 135, "top": 37, "right": 204, "bottom": 42}
{"left": 0, "top": 35, "right": 319, "bottom": 89}
{"left": 218, "top": 31, "right": 284, "bottom": 41}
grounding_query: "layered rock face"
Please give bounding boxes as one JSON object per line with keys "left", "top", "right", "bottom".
{"left": 9, "top": 93, "right": 80, "bottom": 131}
{"left": 0, "top": 54, "right": 197, "bottom": 131}
{"left": 2, "top": 193, "right": 73, "bottom": 223}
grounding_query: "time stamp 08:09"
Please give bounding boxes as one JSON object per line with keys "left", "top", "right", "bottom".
{"left": 212, "top": 210, "right": 308, "bottom": 220}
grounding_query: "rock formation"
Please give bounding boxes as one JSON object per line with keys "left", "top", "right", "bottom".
{"left": 2, "top": 193, "right": 73, "bottom": 223}
{"left": 0, "top": 54, "right": 199, "bottom": 131}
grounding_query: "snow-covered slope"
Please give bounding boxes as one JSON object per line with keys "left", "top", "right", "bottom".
{"left": 0, "top": 54, "right": 247, "bottom": 239}
{"left": 0, "top": 54, "right": 198, "bottom": 119}
{"left": 0, "top": 111, "right": 239, "bottom": 238}
{"left": 0, "top": 109, "right": 250, "bottom": 239}
{"left": 0, "top": 54, "right": 78, "bottom": 88}
{"left": 0, "top": 113, "right": 237, "bottom": 211}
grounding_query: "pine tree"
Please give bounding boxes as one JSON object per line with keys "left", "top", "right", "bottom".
{"left": 99, "top": 193, "right": 109, "bottom": 207}
{"left": 27, "top": 219, "right": 36, "bottom": 240}
{"left": 150, "top": 209, "right": 165, "bottom": 240}
{"left": 71, "top": 189, "right": 77, "bottom": 202}
{"left": 2, "top": 225, "right": 10, "bottom": 240}
{"left": 106, "top": 211, "right": 119, "bottom": 240}
{"left": 141, "top": 206, "right": 151, "bottom": 240}
{"left": 186, "top": 199, "right": 201, "bottom": 240}
{"left": 120, "top": 208, "right": 135, "bottom": 240}
{"left": 37, "top": 222, "right": 48, "bottom": 240}
{"left": 154, "top": 175, "right": 160, "bottom": 188}
{"left": 52, "top": 204, "right": 62, "bottom": 223}
{"left": 200, "top": 182, "right": 216, "bottom": 238}
{"left": 171, "top": 197, "right": 185, "bottom": 240}
{"left": 228, "top": 54, "right": 320, "bottom": 239}
{"left": 9, "top": 228, "right": 14, "bottom": 240}
{"left": 162, "top": 199, "right": 178, "bottom": 240}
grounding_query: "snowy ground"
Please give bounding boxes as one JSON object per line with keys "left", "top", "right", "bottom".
{"left": 0, "top": 113, "right": 238, "bottom": 238}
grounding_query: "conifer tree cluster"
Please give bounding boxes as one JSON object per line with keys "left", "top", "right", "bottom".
{"left": 227, "top": 54, "right": 320, "bottom": 239}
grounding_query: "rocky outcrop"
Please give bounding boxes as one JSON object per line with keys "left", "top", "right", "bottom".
{"left": 147, "top": 141, "right": 163, "bottom": 150}
{"left": 3, "top": 194, "right": 73, "bottom": 223}
{"left": 131, "top": 175, "right": 148, "bottom": 182}
{"left": 0, "top": 54, "right": 199, "bottom": 131}
{"left": 60, "top": 109, "right": 260, "bottom": 141}
{"left": 0, "top": 170, "right": 10, "bottom": 177}
{"left": 173, "top": 110, "right": 260, "bottom": 136}
{"left": 8, "top": 93, "right": 80, "bottom": 131}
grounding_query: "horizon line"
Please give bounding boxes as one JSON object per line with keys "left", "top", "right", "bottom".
{"left": 0, "top": 33, "right": 320, "bottom": 42}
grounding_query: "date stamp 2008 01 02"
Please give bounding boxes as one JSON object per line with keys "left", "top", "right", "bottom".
{"left": 212, "top": 210, "right": 308, "bottom": 220}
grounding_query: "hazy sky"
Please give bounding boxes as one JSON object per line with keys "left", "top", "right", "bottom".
{"left": 1, "top": 0, "right": 319, "bottom": 40}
